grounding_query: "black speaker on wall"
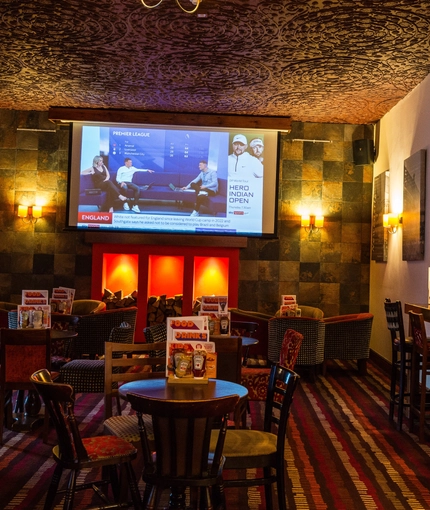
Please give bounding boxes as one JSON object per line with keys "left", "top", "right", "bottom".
{"left": 353, "top": 139, "right": 374, "bottom": 165}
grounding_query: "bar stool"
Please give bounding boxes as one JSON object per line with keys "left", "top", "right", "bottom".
{"left": 383, "top": 299, "right": 413, "bottom": 430}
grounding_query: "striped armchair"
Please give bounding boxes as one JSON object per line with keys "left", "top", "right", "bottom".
{"left": 268, "top": 316, "right": 325, "bottom": 381}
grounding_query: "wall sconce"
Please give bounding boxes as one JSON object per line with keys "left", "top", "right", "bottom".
{"left": 301, "top": 214, "right": 324, "bottom": 234}
{"left": 17, "top": 205, "right": 42, "bottom": 224}
{"left": 383, "top": 213, "right": 402, "bottom": 234}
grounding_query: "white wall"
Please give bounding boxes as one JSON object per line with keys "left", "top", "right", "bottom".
{"left": 370, "top": 73, "right": 430, "bottom": 361}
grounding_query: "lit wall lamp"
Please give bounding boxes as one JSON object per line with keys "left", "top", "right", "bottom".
{"left": 383, "top": 213, "right": 402, "bottom": 234}
{"left": 301, "top": 214, "right": 324, "bottom": 234}
{"left": 17, "top": 205, "right": 42, "bottom": 224}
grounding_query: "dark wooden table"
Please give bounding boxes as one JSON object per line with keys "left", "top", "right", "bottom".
{"left": 119, "top": 378, "right": 248, "bottom": 428}
{"left": 211, "top": 335, "right": 259, "bottom": 366}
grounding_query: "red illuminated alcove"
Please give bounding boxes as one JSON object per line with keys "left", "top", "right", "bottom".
{"left": 148, "top": 255, "right": 184, "bottom": 298}
{"left": 103, "top": 253, "right": 138, "bottom": 296}
{"left": 193, "top": 257, "right": 229, "bottom": 300}
{"left": 90, "top": 237, "right": 243, "bottom": 341}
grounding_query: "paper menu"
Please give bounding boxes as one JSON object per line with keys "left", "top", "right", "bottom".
{"left": 201, "top": 295, "right": 228, "bottom": 313}
{"left": 166, "top": 316, "right": 208, "bottom": 341}
{"left": 22, "top": 290, "right": 49, "bottom": 306}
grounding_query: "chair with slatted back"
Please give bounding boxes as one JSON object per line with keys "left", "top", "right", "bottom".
{"left": 408, "top": 311, "right": 430, "bottom": 443}
{"left": 384, "top": 299, "right": 413, "bottom": 430}
{"left": 103, "top": 339, "right": 166, "bottom": 444}
{"left": 127, "top": 393, "right": 239, "bottom": 510}
{"left": 0, "top": 327, "right": 51, "bottom": 444}
{"left": 210, "top": 364, "right": 300, "bottom": 510}
{"left": 31, "top": 369, "right": 142, "bottom": 510}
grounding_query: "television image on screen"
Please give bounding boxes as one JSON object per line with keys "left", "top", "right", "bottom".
{"left": 67, "top": 122, "right": 280, "bottom": 238}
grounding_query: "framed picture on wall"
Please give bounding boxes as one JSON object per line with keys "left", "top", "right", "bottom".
{"left": 403, "top": 149, "right": 426, "bottom": 261}
{"left": 372, "top": 170, "right": 389, "bottom": 262}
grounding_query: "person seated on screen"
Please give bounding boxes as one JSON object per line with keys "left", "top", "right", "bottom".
{"left": 228, "top": 134, "right": 263, "bottom": 178}
{"left": 116, "top": 157, "right": 155, "bottom": 213}
{"left": 82, "top": 155, "right": 127, "bottom": 213}
{"left": 249, "top": 137, "right": 264, "bottom": 163}
{"left": 181, "top": 160, "right": 218, "bottom": 217}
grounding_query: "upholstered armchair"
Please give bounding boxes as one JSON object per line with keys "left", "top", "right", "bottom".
{"left": 71, "top": 306, "right": 138, "bottom": 360}
{"left": 323, "top": 313, "right": 374, "bottom": 375}
{"left": 268, "top": 316, "right": 325, "bottom": 381}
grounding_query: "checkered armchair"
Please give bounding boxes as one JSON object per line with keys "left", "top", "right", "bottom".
{"left": 143, "top": 322, "right": 167, "bottom": 370}
{"left": 72, "top": 307, "right": 138, "bottom": 360}
{"left": 323, "top": 313, "right": 373, "bottom": 375}
{"left": 60, "top": 321, "right": 135, "bottom": 394}
{"left": 268, "top": 316, "right": 325, "bottom": 381}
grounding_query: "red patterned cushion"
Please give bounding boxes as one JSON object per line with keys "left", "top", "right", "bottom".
{"left": 241, "top": 368, "right": 270, "bottom": 401}
{"left": 241, "top": 329, "right": 303, "bottom": 402}
{"left": 279, "top": 329, "right": 304, "bottom": 368}
{"left": 82, "top": 435, "right": 137, "bottom": 460}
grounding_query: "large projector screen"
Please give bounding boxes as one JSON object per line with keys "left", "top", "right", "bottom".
{"left": 67, "top": 122, "right": 280, "bottom": 238}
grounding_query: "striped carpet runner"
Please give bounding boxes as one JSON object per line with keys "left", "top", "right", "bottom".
{"left": 1, "top": 359, "right": 430, "bottom": 509}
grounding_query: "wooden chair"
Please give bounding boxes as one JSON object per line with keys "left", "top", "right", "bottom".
{"left": 127, "top": 393, "right": 239, "bottom": 510}
{"left": 210, "top": 364, "right": 300, "bottom": 510}
{"left": 408, "top": 311, "right": 430, "bottom": 443}
{"left": 241, "top": 329, "right": 303, "bottom": 403}
{"left": 30, "top": 369, "right": 142, "bottom": 510}
{"left": 0, "top": 327, "right": 51, "bottom": 444}
{"left": 384, "top": 299, "right": 413, "bottom": 430}
{"left": 104, "top": 340, "right": 167, "bottom": 419}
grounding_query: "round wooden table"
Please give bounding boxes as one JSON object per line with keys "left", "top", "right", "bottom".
{"left": 119, "top": 378, "right": 247, "bottom": 402}
{"left": 119, "top": 378, "right": 248, "bottom": 429}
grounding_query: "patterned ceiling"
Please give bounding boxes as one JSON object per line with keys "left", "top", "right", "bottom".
{"left": 1, "top": 0, "right": 430, "bottom": 124}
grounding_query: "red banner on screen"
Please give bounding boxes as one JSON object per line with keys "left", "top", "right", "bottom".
{"left": 78, "top": 212, "right": 112, "bottom": 224}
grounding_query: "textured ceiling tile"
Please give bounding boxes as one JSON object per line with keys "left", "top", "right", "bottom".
{"left": 0, "top": 0, "right": 429, "bottom": 123}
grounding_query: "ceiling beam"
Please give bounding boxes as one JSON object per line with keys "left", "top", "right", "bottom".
{"left": 48, "top": 107, "right": 292, "bottom": 132}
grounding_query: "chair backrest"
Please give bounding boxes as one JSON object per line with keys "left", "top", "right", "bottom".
{"left": 279, "top": 329, "right": 304, "bottom": 369}
{"left": 384, "top": 299, "right": 408, "bottom": 350}
{"left": 211, "top": 336, "right": 242, "bottom": 384}
{"left": 230, "top": 321, "right": 258, "bottom": 337}
{"left": 408, "top": 311, "right": 428, "bottom": 355}
{"left": 0, "top": 328, "right": 51, "bottom": 390}
{"left": 31, "top": 369, "right": 88, "bottom": 463}
{"left": 73, "top": 306, "right": 138, "bottom": 359}
{"left": 104, "top": 340, "right": 167, "bottom": 418}
{"left": 264, "top": 364, "right": 300, "bottom": 452}
{"left": 72, "top": 299, "right": 106, "bottom": 315}
{"left": 268, "top": 316, "right": 325, "bottom": 366}
{"left": 127, "top": 393, "right": 239, "bottom": 481}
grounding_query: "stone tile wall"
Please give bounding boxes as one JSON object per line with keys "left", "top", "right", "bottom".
{"left": 0, "top": 110, "right": 372, "bottom": 317}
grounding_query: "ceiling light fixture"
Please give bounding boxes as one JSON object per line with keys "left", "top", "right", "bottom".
{"left": 140, "top": 0, "right": 201, "bottom": 13}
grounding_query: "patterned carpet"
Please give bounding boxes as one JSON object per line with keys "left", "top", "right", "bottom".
{"left": 1, "top": 360, "right": 430, "bottom": 509}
